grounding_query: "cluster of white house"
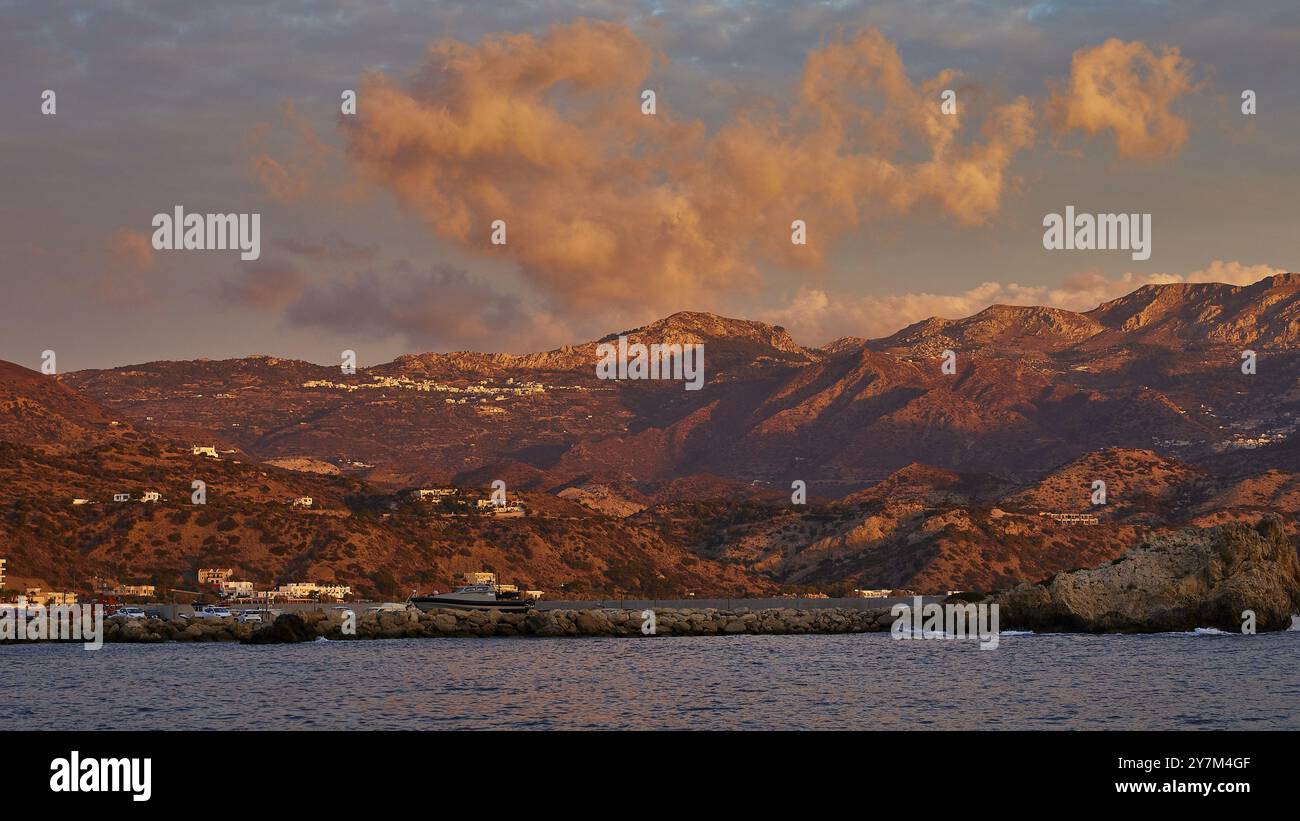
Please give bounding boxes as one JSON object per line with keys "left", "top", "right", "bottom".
{"left": 407, "top": 487, "right": 525, "bottom": 517}
{"left": 91, "top": 577, "right": 158, "bottom": 598}
{"left": 1, "top": 558, "right": 100, "bottom": 606}
{"left": 198, "top": 568, "right": 350, "bottom": 601}
{"left": 1037, "top": 511, "right": 1100, "bottom": 525}
{"left": 1211, "top": 425, "right": 1295, "bottom": 452}
{"left": 71, "top": 491, "right": 165, "bottom": 505}
{"left": 6, "top": 588, "right": 79, "bottom": 607}
{"left": 302, "top": 375, "right": 546, "bottom": 398}
{"left": 73, "top": 491, "right": 313, "bottom": 508}
{"left": 0, "top": 557, "right": 80, "bottom": 608}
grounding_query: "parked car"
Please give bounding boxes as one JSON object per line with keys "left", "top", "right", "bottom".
{"left": 236, "top": 610, "right": 265, "bottom": 624}
{"left": 111, "top": 607, "right": 147, "bottom": 620}
{"left": 187, "top": 605, "right": 234, "bottom": 619}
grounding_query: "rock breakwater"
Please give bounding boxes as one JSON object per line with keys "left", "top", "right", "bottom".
{"left": 90, "top": 606, "right": 900, "bottom": 644}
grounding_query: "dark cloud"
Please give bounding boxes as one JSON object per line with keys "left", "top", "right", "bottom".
{"left": 275, "top": 231, "right": 379, "bottom": 264}
{"left": 280, "top": 264, "right": 564, "bottom": 352}
{"left": 219, "top": 258, "right": 307, "bottom": 309}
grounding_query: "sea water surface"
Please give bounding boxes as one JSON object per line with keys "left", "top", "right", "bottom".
{"left": 2, "top": 631, "right": 1297, "bottom": 730}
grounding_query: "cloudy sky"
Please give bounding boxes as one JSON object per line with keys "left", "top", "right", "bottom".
{"left": 2, "top": 0, "right": 1297, "bottom": 370}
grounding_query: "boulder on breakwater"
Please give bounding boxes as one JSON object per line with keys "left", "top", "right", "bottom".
{"left": 241, "top": 612, "right": 315, "bottom": 644}
{"left": 100, "top": 615, "right": 255, "bottom": 643}
{"left": 994, "top": 516, "right": 1300, "bottom": 633}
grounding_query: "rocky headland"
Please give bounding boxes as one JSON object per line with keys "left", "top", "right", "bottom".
{"left": 994, "top": 516, "right": 1300, "bottom": 632}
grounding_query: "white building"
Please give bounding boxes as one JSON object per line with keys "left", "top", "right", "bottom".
{"left": 113, "top": 493, "right": 131, "bottom": 502}
{"left": 852, "top": 588, "right": 893, "bottom": 598}
{"left": 291, "top": 497, "right": 313, "bottom": 508}
{"left": 276, "top": 581, "right": 349, "bottom": 599}
{"left": 71, "top": 498, "right": 92, "bottom": 505}
{"left": 192, "top": 445, "right": 220, "bottom": 458}
{"left": 141, "top": 491, "right": 162, "bottom": 503}
{"left": 219, "top": 580, "right": 254, "bottom": 598}
{"left": 410, "top": 488, "right": 456, "bottom": 501}
{"left": 0, "top": 557, "right": 6, "bottom": 590}
{"left": 316, "top": 583, "right": 352, "bottom": 601}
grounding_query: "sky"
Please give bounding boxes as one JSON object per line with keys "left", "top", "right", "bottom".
{"left": 1, "top": 0, "right": 1297, "bottom": 370}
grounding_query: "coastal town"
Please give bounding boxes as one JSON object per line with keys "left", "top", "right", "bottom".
{"left": 0, "top": 555, "right": 354, "bottom": 612}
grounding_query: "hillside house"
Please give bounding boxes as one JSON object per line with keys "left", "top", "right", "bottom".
{"left": 291, "top": 497, "right": 313, "bottom": 508}
{"left": 198, "top": 568, "right": 234, "bottom": 587}
{"left": 112, "top": 584, "right": 156, "bottom": 598}
{"left": 1038, "top": 512, "right": 1099, "bottom": 525}
{"left": 192, "top": 445, "right": 220, "bottom": 458}
{"left": 113, "top": 493, "right": 131, "bottom": 502}
{"left": 141, "top": 491, "right": 162, "bottom": 503}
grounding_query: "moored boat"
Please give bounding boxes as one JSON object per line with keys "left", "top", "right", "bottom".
{"left": 410, "top": 573, "right": 536, "bottom": 613}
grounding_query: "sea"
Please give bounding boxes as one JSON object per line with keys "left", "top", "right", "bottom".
{"left": 3, "top": 629, "right": 1297, "bottom": 730}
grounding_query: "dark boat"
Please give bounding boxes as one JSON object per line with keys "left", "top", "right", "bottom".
{"left": 409, "top": 573, "right": 536, "bottom": 613}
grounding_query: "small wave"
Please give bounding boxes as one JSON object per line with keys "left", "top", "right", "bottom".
{"left": 1192, "top": 627, "right": 1228, "bottom": 635}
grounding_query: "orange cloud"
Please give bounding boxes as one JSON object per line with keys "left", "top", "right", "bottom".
{"left": 248, "top": 101, "right": 332, "bottom": 203}
{"left": 341, "top": 20, "right": 1035, "bottom": 316}
{"left": 106, "top": 228, "right": 155, "bottom": 269}
{"left": 85, "top": 229, "right": 159, "bottom": 309}
{"left": 1048, "top": 39, "right": 1198, "bottom": 160}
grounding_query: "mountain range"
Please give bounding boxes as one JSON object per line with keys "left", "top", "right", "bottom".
{"left": 3, "top": 274, "right": 1298, "bottom": 599}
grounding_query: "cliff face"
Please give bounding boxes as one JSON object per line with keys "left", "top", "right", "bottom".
{"left": 996, "top": 517, "right": 1300, "bottom": 632}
